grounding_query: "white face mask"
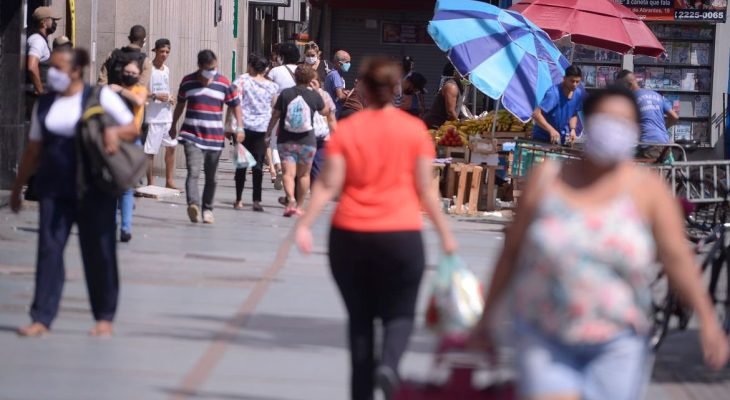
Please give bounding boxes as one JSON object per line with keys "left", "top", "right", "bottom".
{"left": 583, "top": 114, "right": 639, "bottom": 166}
{"left": 201, "top": 69, "right": 217, "bottom": 80}
{"left": 47, "top": 66, "right": 71, "bottom": 93}
{"left": 304, "top": 56, "right": 317, "bottom": 65}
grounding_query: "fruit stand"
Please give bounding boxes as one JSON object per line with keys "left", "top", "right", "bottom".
{"left": 430, "top": 111, "right": 535, "bottom": 214}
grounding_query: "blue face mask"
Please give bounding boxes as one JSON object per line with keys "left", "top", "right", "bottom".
{"left": 341, "top": 62, "right": 351, "bottom": 73}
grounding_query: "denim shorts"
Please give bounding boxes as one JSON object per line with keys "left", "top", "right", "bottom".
{"left": 277, "top": 142, "right": 316, "bottom": 165}
{"left": 514, "top": 319, "right": 651, "bottom": 400}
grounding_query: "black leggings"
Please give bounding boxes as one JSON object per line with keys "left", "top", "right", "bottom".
{"left": 329, "top": 227, "right": 425, "bottom": 400}
{"left": 234, "top": 131, "right": 267, "bottom": 202}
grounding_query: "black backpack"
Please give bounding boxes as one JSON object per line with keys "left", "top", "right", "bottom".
{"left": 76, "top": 86, "right": 147, "bottom": 197}
{"left": 104, "top": 46, "right": 147, "bottom": 85}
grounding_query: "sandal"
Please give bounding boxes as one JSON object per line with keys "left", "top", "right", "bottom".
{"left": 233, "top": 201, "right": 244, "bottom": 210}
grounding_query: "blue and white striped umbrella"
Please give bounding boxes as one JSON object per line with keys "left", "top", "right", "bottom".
{"left": 428, "top": 0, "right": 570, "bottom": 122}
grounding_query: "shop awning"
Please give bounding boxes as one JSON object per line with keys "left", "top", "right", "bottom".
{"left": 309, "top": 0, "right": 436, "bottom": 11}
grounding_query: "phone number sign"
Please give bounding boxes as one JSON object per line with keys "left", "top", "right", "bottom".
{"left": 674, "top": 9, "right": 726, "bottom": 22}
{"left": 619, "top": 1, "right": 728, "bottom": 22}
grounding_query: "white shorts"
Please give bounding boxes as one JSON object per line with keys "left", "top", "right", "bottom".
{"left": 144, "top": 123, "right": 177, "bottom": 155}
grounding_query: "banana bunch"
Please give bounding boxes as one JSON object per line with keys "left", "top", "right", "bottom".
{"left": 432, "top": 111, "right": 536, "bottom": 145}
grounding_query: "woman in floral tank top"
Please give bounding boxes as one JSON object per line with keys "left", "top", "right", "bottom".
{"left": 471, "top": 86, "right": 728, "bottom": 400}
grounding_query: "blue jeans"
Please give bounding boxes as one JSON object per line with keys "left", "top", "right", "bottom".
{"left": 118, "top": 189, "right": 134, "bottom": 233}
{"left": 514, "top": 319, "right": 651, "bottom": 400}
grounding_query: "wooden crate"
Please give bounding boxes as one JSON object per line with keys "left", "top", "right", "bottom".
{"left": 446, "top": 163, "right": 483, "bottom": 215}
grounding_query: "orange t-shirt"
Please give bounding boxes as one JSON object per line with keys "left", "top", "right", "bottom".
{"left": 326, "top": 107, "right": 436, "bottom": 232}
{"left": 129, "top": 85, "right": 148, "bottom": 131}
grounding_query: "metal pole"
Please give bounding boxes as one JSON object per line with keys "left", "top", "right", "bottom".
{"left": 471, "top": 84, "right": 477, "bottom": 116}
{"left": 569, "top": 42, "right": 575, "bottom": 64}
{"left": 491, "top": 96, "right": 502, "bottom": 136}
{"left": 90, "top": 0, "right": 98, "bottom": 84}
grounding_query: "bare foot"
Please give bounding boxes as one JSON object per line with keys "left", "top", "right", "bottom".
{"left": 90, "top": 321, "right": 113, "bottom": 337}
{"left": 17, "top": 322, "right": 49, "bottom": 337}
{"left": 233, "top": 201, "right": 244, "bottom": 210}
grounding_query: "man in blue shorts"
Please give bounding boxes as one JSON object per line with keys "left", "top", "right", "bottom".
{"left": 532, "top": 65, "right": 586, "bottom": 145}
{"left": 617, "top": 69, "right": 679, "bottom": 162}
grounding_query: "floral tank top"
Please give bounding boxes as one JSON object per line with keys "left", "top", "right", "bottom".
{"left": 513, "top": 163, "right": 657, "bottom": 343}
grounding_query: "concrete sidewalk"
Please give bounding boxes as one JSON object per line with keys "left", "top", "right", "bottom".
{"left": 0, "top": 165, "right": 727, "bottom": 399}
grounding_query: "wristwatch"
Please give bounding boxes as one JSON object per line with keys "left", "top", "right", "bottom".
{"left": 235, "top": 127, "right": 244, "bottom": 133}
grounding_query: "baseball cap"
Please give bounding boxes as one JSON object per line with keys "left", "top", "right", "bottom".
{"left": 53, "top": 36, "right": 71, "bottom": 48}
{"left": 32, "top": 6, "right": 62, "bottom": 21}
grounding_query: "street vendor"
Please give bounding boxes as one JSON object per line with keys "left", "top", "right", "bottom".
{"left": 423, "top": 62, "right": 462, "bottom": 128}
{"left": 617, "top": 69, "right": 679, "bottom": 162}
{"left": 531, "top": 65, "right": 586, "bottom": 145}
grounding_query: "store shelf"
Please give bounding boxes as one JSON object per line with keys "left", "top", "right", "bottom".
{"left": 654, "top": 89, "right": 712, "bottom": 94}
{"left": 655, "top": 37, "right": 714, "bottom": 43}
{"left": 677, "top": 116, "right": 712, "bottom": 120}
{"left": 634, "top": 63, "right": 712, "bottom": 68}
{"left": 573, "top": 60, "right": 622, "bottom": 66}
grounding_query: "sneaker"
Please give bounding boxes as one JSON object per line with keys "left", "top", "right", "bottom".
{"left": 375, "top": 366, "right": 399, "bottom": 400}
{"left": 187, "top": 204, "right": 201, "bottom": 223}
{"left": 252, "top": 203, "right": 264, "bottom": 212}
{"left": 274, "top": 174, "right": 284, "bottom": 190}
{"left": 278, "top": 196, "right": 288, "bottom": 206}
{"left": 202, "top": 210, "right": 215, "bottom": 224}
{"left": 120, "top": 230, "right": 132, "bottom": 243}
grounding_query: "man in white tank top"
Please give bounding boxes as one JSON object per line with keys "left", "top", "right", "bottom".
{"left": 144, "top": 39, "right": 178, "bottom": 189}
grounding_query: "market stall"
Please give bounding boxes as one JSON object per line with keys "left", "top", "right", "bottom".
{"left": 427, "top": 0, "right": 569, "bottom": 214}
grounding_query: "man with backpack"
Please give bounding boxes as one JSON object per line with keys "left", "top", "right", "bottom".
{"left": 266, "top": 65, "right": 329, "bottom": 217}
{"left": 98, "top": 25, "right": 152, "bottom": 87}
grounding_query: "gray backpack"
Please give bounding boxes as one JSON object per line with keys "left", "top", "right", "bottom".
{"left": 77, "top": 86, "right": 147, "bottom": 197}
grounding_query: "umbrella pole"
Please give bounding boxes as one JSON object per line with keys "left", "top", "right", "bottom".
{"left": 491, "top": 97, "right": 502, "bottom": 137}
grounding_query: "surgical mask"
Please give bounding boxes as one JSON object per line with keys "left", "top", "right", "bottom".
{"left": 341, "top": 62, "right": 351, "bottom": 72}
{"left": 583, "top": 114, "right": 639, "bottom": 166}
{"left": 305, "top": 56, "right": 317, "bottom": 65}
{"left": 121, "top": 74, "right": 139, "bottom": 87}
{"left": 201, "top": 69, "right": 217, "bottom": 80}
{"left": 47, "top": 66, "right": 71, "bottom": 93}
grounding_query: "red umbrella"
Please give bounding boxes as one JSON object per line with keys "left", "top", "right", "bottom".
{"left": 510, "top": 0, "right": 665, "bottom": 57}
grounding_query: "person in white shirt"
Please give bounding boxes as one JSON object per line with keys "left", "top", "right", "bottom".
{"left": 11, "top": 47, "right": 138, "bottom": 338}
{"left": 265, "top": 43, "right": 301, "bottom": 190}
{"left": 26, "top": 6, "right": 60, "bottom": 101}
{"left": 144, "top": 39, "right": 178, "bottom": 189}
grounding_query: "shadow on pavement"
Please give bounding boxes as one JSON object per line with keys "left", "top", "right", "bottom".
{"left": 125, "top": 313, "right": 437, "bottom": 355}
{"left": 163, "top": 388, "right": 288, "bottom": 400}
{"left": 651, "top": 329, "right": 730, "bottom": 384}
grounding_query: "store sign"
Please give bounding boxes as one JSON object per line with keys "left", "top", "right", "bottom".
{"left": 619, "top": 0, "right": 727, "bottom": 22}
{"left": 381, "top": 21, "right": 433, "bottom": 45}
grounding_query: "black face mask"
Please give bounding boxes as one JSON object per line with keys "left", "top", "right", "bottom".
{"left": 121, "top": 74, "right": 139, "bottom": 87}
{"left": 48, "top": 20, "right": 57, "bottom": 34}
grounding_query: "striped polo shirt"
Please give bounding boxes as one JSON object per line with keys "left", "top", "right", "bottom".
{"left": 177, "top": 72, "right": 240, "bottom": 151}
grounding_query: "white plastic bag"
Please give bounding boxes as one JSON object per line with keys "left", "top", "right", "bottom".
{"left": 426, "top": 255, "right": 484, "bottom": 335}
{"left": 231, "top": 143, "right": 257, "bottom": 169}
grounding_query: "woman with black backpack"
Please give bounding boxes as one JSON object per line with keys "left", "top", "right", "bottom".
{"left": 10, "top": 47, "right": 138, "bottom": 337}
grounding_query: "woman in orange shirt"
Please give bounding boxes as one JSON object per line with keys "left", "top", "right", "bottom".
{"left": 110, "top": 59, "right": 147, "bottom": 242}
{"left": 295, "top": 58, "right": 457, "bottom": 400}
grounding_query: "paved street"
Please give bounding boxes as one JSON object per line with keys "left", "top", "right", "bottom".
{"left": 0, "top": 164, "right": 728, "bottom": 400}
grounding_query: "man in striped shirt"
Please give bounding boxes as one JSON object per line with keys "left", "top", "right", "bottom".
{"left": 170, "top": 50, "right": 243, "bottom": 224}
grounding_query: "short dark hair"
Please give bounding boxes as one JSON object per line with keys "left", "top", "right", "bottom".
{"left": 406, "top": 72, "right": 427, "bottom": 91}
{"left": 277, "top": 43, "right": 300, "bottom": 65}
{"left": 197, "top": 49, "right": 217, "bottom": 67}
{"left": 360, "top": 57, "right": 401, "bottom": 108}
{"left": 53, "top": 47, "right": 90, "bottom": 70}
{"left": 248, "top": 53, "right": 269, "bottom": 74}
{"left": 564, "top": 65, "right": 582, "bottom": 78}
{"left": 154, "top": 38, "right": 171, "bottom": 50}
{"left": 583, "top": 85, "right": 641, "bottom": 124}
{"left": 616, "top": 69, "right": 633, "bottom": 81}
{"left": 294, "top": 65, "right": 317, "bottom": 85}
{"left": 129, "top": 25, "right": 146, "bottom": 43}
{"left": 442, "top": 62, "right": 456, "bottom": 77}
